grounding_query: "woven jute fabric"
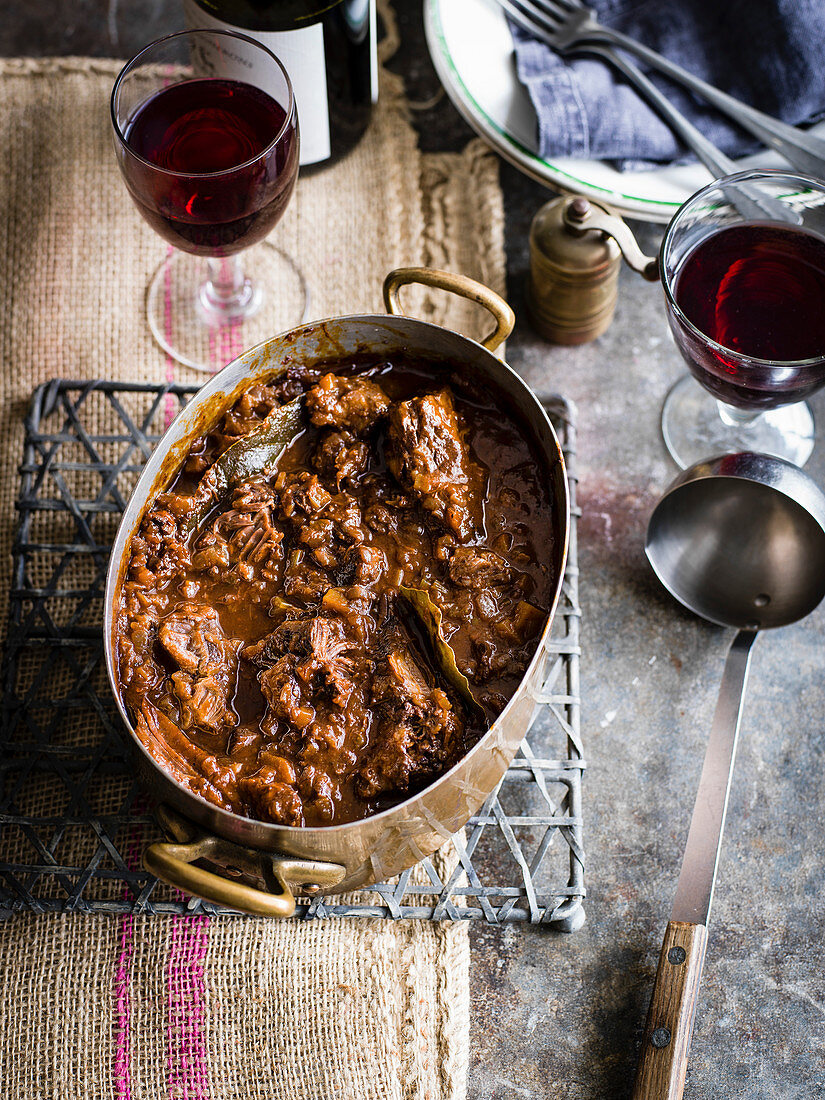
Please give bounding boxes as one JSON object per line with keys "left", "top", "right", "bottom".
{"left": 1, "top": 914, "right": 470, "bottom": 1099}
{"left": 0, "top": 6, "right": 506, "bottom": 1095}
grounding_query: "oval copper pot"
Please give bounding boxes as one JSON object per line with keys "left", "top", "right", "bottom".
{"left": 103, "top": 268, "right": 570, "bottom": 916}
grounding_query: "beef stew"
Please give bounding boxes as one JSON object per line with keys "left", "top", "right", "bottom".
{"left": 116, "top": 357, "right": 558, "bottom": 827}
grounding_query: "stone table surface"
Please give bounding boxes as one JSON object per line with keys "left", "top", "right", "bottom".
{"left": 6, "top": 3, "right": 825, "bottom": 1099}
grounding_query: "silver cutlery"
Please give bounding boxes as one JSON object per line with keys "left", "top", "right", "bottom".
{"left": 583, "top": 44, "right": 734, "bottom": 177}
{"left": 500, "top": 0, "right": 825, "bottom": 178}
{"left": 583, "top": 46, "right": 793, "bottom": 221}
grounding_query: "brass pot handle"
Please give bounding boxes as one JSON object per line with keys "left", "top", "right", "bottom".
{"left": 383, "top": 267, "right": 515, "bottom": 352}
{"left": 144, "top": 805, "right": 346, "bottom": 917}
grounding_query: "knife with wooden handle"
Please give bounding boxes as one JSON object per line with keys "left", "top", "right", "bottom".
{"left": 631, "top": 630, "right": 756, "bottom": 1099}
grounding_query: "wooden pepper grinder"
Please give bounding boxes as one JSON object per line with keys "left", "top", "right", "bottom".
{"left": 526, "top": 195, "right": 659, "bottom": 345}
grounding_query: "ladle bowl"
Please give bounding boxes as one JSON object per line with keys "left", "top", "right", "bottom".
{"left": 632, "top": 452, "right": 825, "bottom": 1100}
{"left": 646, "top": 451, "right": 825, "bottom": 631}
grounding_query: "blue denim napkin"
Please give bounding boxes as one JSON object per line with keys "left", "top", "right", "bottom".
{"left": 510, "top": 0, "right": 825, "bottom": 166}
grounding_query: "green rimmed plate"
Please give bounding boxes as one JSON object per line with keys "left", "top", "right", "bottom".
{"left": 424, "top": 0, "right": 825, "bottom": 223}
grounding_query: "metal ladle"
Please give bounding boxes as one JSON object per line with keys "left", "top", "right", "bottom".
{"left": 633, "top": 451, "right": 825, "bottom": 1100}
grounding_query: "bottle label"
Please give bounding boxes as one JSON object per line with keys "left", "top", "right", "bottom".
{"left": 183, "top": 0, "right": 331, "bottom": 166}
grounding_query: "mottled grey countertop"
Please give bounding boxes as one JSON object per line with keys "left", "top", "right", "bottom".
{"left": 8, "top": 3, "right": 825, "bottom": 1097}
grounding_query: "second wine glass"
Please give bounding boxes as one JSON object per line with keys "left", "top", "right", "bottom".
{"left": 111, "top": 29, "right": 307, "bottom": 372}
{"left": 660, "top": 170, "right": 825, "bottom": 469}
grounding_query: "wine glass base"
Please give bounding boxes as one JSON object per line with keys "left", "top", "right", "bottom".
{"left": 662, "top": 374, "right": 815, "bottom": 469}
{"left": 146, "top": 243, "right": 310, "bottom": 373}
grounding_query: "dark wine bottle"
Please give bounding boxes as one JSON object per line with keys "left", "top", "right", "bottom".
{"left": 183, "top": 0, "right": 378, "bottom": 168}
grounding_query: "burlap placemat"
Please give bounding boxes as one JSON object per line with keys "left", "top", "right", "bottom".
{"left": 0, "top": 6, "right": 507, "bottom": 1097}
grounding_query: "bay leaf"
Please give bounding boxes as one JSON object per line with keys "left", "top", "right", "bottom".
{"left": 184, "top": 397, "right": 304, "bottom": 537}
{"left": 398, "top": 585, "right": 486, "bottom": 720}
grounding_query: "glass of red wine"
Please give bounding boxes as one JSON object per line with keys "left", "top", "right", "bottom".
{"left": 111, "top": 30, "right": 305, "bottom": 372}
{"left": 660, "top": 170, "right": 825, "bottom": 469}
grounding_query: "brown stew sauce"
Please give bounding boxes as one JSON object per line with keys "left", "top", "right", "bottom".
{"left": 116, "top": 357, "right": 558, "bottom": 826}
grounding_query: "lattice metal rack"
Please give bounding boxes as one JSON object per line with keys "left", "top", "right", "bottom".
{"left": 0, "top": 380, "right": 585, "bottom": 926}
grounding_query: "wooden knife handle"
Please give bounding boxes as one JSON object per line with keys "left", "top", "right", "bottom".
{"left": 631, "top": 921, "right": 708, "bottom": 1100}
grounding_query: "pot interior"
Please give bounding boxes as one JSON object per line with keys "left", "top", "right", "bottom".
{"left": 104, "top": 313, "right": 569, "bottom": 886}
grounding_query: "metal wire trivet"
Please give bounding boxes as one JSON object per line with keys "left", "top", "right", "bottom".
{"left": 0, "top": 380, "right": 585, "bottom": 927}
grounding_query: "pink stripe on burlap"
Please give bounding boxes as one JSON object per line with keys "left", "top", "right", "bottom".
{"left": 207, "top": 268, "right": 245, "bottom": 374}
{"left": 167, "top": 914, "right": 211, "bottom": 1100}
{"left": 222, "top": 316, "right": 235, "bottom": 370}
{"left": 113, "top": 919, "right": 133, "bottom": 1100}
{"left": 229, "top": 316, "right": 243, "bottom": 363}
{"left": 209, "top": 316, "right": 218, "bottom": 376}
{"left": 113, "top": 811, "right": 145, "bottom": 1100}
{"left": 216, "top": 304, "right": 241, "bottom": 371}
{"left": 219, "top": 317, "right": 229, "bottom": 371}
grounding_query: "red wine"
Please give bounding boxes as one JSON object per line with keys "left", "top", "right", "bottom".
{"left": 123, "top": 77, "right": 298, "bottom": 256}
{"left": 668, "top": 223, "right": 825, "bottom": 410}
{"left": 184, "top": 0, "right": 376, "bottom": 168}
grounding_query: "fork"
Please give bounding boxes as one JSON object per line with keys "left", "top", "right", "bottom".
{"left": 582, "top": 45, "right": 796, "bottom": 222}
{"left": 577, "top": 45, "right": 737, "bottom": 178}
{"left": 499, "top": 0, "right": 825, "bottom": 178}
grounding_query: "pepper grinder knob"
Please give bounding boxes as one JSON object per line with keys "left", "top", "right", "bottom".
{"left": 526, "top": 195, "right": 658, "bottom": 345}
{"left": 567, "top": 196, "right": 591, "bottom": 223}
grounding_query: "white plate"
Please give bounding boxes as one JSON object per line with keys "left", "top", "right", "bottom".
{"left": 424, "top": 0, "right": 825, "bottom": 223}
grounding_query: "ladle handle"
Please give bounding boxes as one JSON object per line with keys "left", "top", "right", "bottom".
{"left": 632, "top": 629, "right": 757, "bottom": 1099}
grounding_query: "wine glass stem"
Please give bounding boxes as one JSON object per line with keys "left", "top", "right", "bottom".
{"left": 199, "top": 255, "right": 260, "bottom": 324}
{"left": 716, "top": 400, "right": 762, "bottom": 428}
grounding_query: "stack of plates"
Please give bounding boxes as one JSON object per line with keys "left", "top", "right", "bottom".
{"left": 424, "top": 0, "right": 823, "bottom": 222}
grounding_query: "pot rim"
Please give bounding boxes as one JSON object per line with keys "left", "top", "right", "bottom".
{"left": 103, "top": 309, "right": 570, "bottom": 839}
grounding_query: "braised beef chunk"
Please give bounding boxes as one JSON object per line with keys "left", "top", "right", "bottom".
{"left": 274, "top": 471, "right": 364, "bottom": 575}
{"left": 126, "top": 505, "right": 190, "bottom": 590}
{"left": 218, "top": 385, "right": 280, "bottom": 441}
{"left": 448, "top": 547, "right": 512, "bottom": 588}
{"left": 305, "top": 373, "right": 390, "bottom": 434}
{"left": 338, "top": 544, "right": 387, "bottom": 586}
{"left": 245, "top": 616, "right": 351, "bottom": 684}
{"left": 258, "top": 654, "right": 316, "bottom": 732}
{"left": 217, "top": 479, "right": 283, "bottom": 563}
{"left": 158, "top": 605, "right": 239, "bottom": 734}
{"left": 282, "top": 551, "right": 331, "bottom": 602}
{"left": 247, "top": 615, "right": 356, "bottom": 721}
{"left": 240, "top": 766, "right": 305, "bottom": 826}
{"left": 268, "top": 364, "right": 324, "bottom": 405}
{"left": 193, "top": 479, "right": 284, "bottom": 581}
{"left": 312, "top": 429, "right": 370, "bottom": 488}
{"left": 385, "top": 389, "right": 481, "bottom": 542}
{"left": 277, "top": 470, "right": 332, "bottom": 518}
{"left": 135, "top": 700, "right": 240, "bottom": 811}
{"left": 357, "top": 648, "right": 463, "bottom": 798}
{"left": 117, "top": 357, "right": 555, "bottom": 827}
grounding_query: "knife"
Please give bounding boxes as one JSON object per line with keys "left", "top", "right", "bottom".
{"left": 631, "top": 630, "right": 757, "bottom": 1100}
